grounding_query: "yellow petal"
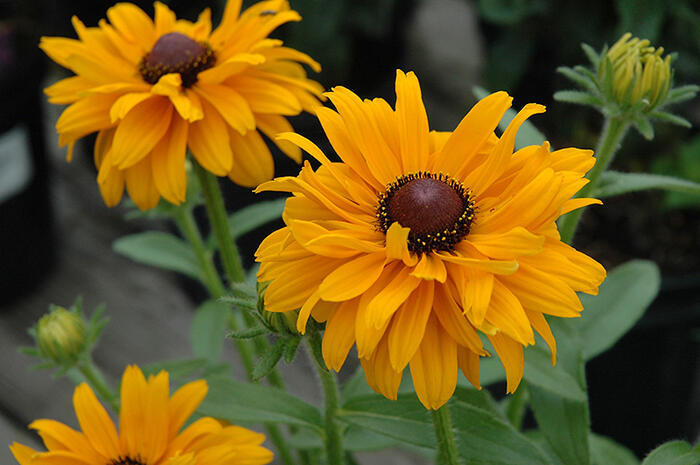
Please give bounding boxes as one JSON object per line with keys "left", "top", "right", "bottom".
{"left": 409, "top": 314, "right": 458, "bottom": 410}
{"left": 560, "top": 198, "right": 602, "bottom": 216}
{"left": 56, "top": 94, "right": 117, "bottom": 141}
{"left": 73, "top": 383, "right": 120, "bottom": 459}
{"left": 125, "top": 155, "right": 161, "bottom": 210}
{"left": 195, "top": 83, "right": 254, "bottom": 133}
{"left": 255, "top": 113, "right": 301, "bottom": 162}
{"left": 385, "top": 222, "right": 418, "bottom": 266}
{"left": 360, "top": 336, "right": 402, "bottom": 401}
{"left": 464, "top": 269, "right": 494, "bottom": 327}
{"left": 322, "top": 299, "right": 359, "bottom": 371}
{"left": 9, "top": 442, "right": 38, "bottom": 465}
{"left": 106, "top": 3, "right": 156, "bottom": 51}
{"left": 467, "top": 227, "right": 544, "bottom": 259}
{"left": 169, "top": 379, "right": 208, "bottom": 438}
{"left": 432, "top": 284, "right": 484, "bottom": 354}
{"left": 435, "top": 91, "right": 512, "bottom": 177}
{"left": 488, "top": 332, "right": 524, "bottom": 393}
{"left": 435, "top": 250, "right": 518, "bottom": 275}
{"left": 151, "top": 115, "right": 188, "bottom": 204}
{"left": 500, "top": 265, "right": 583, "bottom": 318}
{"left": 109, "top": 92, "right": 153, "bottom": 123}
{"left": 410, "top": 253, "right": 447, "bottom": 282}
{"left": 29, "top": 419, "right": 101, "bottom": 462}
{"left": 111, "top": 96, "right": 173, "bottom": 169}
{"left": 457, "top": 347, "right": 482, "bottom": 390}
{"left": 119, "top": 365, "right": 147, "bottom": 458}
{"left": 387, "top": 281, "right": 434, "bottom": 371}
{"left": 151, "top": 74, "right": 204, "bottom": 122}
{"left": 228, "top": 128, "right": 274, "bottom": 187}
{"left": 526, "top": 309, "right": 557, "bottom": 364}
{"left": 141, "top": 371, "right": 170, "bottom": 464}
{"left": 484, "top": 280, "right": 535, "bottom": 345}
{"left": 198, "top": 53, "right": 266, "bottom": 84}
{"left": 318, "top": 252, "right": 386, "bottom": 301}
{"left": 188, "top": 100, "right": 233, "bottom": 175}
{"left": 366, "top": 265, "right": 421, "bottom": 329}
{"left": 154, "top": 2, "right": 176, "bottom": 37}
{"left": 96, "top": 147, "right": 125, "bottom": 207}
{"left": 44, "top": 76, "right": 93, "bottom": 104}
{"left": 229, "top": 75, "right": 302, "bottom": 116}
{"left": 395, "top": 70, "right": 430, "bottom": 173}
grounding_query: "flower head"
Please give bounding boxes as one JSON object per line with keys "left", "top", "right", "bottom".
{"left": 41, "top": 0, "right": 324, "bottom": 210}
{"left": 10, "top": 365, "right": 273, "bottom": 465}
{"left": 36, "top": 306, "right": 87, "bottom": 364}
{"left": 601, "top": 32, "right": 671, "bottom": 111}
{"left": 256, "top": 70, "right": 606, "bottom": 409}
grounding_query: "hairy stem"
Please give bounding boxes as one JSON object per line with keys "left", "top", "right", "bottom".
{"left": 431, "top": 405, "right": 460, "bottom": 465}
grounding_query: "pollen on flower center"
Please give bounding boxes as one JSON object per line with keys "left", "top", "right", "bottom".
{"left": 139, "top": 32, "right": 215, "bottom": 88}
{"left": 377, "top": 172, "right": 475, "bottom": 254}
{"left": 111, "top": 457, "right": 145, "bottom": 465}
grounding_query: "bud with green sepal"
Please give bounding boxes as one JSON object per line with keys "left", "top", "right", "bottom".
{"left": 556, "top": 32, "right": 698, "bottom": 140}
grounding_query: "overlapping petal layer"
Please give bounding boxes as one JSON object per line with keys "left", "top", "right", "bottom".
{"left": 256, "top": 70, "right": 606, "bottom": 410}
{"left": 42, "top": 0, "right": 324, "bottom": 209}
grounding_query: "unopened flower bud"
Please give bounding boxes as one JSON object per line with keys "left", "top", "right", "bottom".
{"left": 257, "top": 282, "right": 300, "bottom": 335}
{"left": 36, "top": 306, "right": 87, "bottom": 364}
{"left": 601, "top": 32, "right": 671, "bottom": 111}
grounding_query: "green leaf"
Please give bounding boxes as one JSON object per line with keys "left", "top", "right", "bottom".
{"left": 228, "top": 199, "right": 285, "bottom": 239}
{"left": 578, "top": 260, "right": 661, "bottom": 360}
{"left": 664, "top": 85, "right": 699, "bottom": 105}
{"left": 340, "top": 392, "right": 552, "bottom": 464}
{"left": 554, "top": 90, "right": 603, "bottom": 107}
{"left": 200, "top": 376, "right": 323, "bottom": 431}
{"left": 523, "top": 345, "right": 586, "bottom": 401}
{"left": 634, "top": 116, "right": 654, "bottom": 140}
{"left": 556, "top": 67, "right": 599, "bottom": 93}
{"left": 338, "top": 395, "right": 435, "bottom": 449}
{"left": 228, "top": 326, "right": 268, "bottom": 339}
{"left": 282, "top": 336, "right": 302, "bottom": 363}
{"left": 641, "top": 440, "right": 700, "bottom": 465}
{"left": 581, "top": 43, "right": 600, "bottom": 69}
{"left": 529, "top": 320, "right": 590, "bottom": 465}
{"left": 340, "top": 368, "right": 376, "bottom": 405}
{"left": 113, "top": 231, "right": 200, "bottom": 279}
{"left": 474, "top": 86, "right": 547, "bottom": 150}
{"left": 649, "top": 111, "right": 692, "bottom": 128}
{"left": 219, "top": 295, "right": 257, "bottom": 312}
{"left": 594, "top": 171, "right": 700, "bottom": 198}
{"left": 191, "top": 300, "right": 229, "bottom": 363}
{"left": 251, "top": 337, "right": 285, "bottom": 381}
{"left": 590, "top": 434, "right": 639, "bottom": 465}
{"left": 288, "top": 425, "right": 399, "bottom": 451}
{"left": 450, "top": 399, "right": 553, "bottom": 465}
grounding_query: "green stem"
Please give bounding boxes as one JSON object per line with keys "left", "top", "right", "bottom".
{"left": 559, "top": 116, "right": 630, "bottom": 244}
{"left": 78, "top": 359, "right": 119, "bottom": 413}
{"left": 192, "top": 160, "right": 246, "bottom": 284}
{"left": 307, "top": 329, "right": 344, "bottom": 465}
{"left": 431, "top": 405, "right": 460, "bottom": 465}
{"left": 172, "top": 206, "right": 226, "bottom": 297}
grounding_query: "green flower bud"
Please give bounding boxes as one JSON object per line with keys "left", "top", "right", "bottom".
{"left": 601, "top": 32, "right": 671, "bottom": 111}
{"left": 36, "top": 306, "right": 88, "bottom": 364}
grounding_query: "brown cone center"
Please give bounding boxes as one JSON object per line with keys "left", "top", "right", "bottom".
{"left": 139, "top": 32, "right": 215, "bottom": 88}
{"left": 387, "top": 178, "right": 464, "bottom": 236}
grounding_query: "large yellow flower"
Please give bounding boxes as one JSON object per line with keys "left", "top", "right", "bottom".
{"left": 10, "top": 365, "right": 272, "bottom": 465}
{"left": 256, "top": 70, "right": 606, "bottom": 410}
{"left": 41, "top": 0, "right": 323, "bottom": 210}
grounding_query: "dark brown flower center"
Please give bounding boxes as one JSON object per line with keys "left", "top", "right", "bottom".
{"left": 138, "top": 32, "right": 215, "bottom": 88}
{"left": 377, "top": 172, "right": 475, "bottom": 254}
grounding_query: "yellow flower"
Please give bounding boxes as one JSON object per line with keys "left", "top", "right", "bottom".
{"left": 255, "top": 70, "right": 606, "bottom": 410}
{"left": 10, "top": 365, "right": 273, "bottom": 465}
{"left": 41, "top": 0, "right": 324, "bottom": 210}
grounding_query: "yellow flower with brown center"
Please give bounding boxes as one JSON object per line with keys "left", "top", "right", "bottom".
{"left": 41, "top": 0, "right": 324, "bottom": 210}
{"left": 255, "top": 70, "right": 606, "bottom": 410}
{"left": 9, "top": 365, "right": 273, "bottom": 465}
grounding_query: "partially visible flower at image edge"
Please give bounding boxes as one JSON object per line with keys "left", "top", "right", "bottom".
{"left": 256, "top": 70, "right": 606, "bottom": 410}
{"left": 9, "top": 365, "right": 273, "bottom": 465}
{"left": 41, "top": 0, "right": 324, "bottom": 210}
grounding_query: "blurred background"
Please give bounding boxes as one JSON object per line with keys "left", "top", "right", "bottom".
{"left": 1, "top": 0, "right": 698, "bottom": 462}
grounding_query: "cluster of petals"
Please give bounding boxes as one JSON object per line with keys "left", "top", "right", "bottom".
{"left": 41, "top": 0, "right": 323, "bottom": 209}
{"left": 256, "top": 70, "right": 606, "bottom": 409}
{"left": 10, "top": 365, "right": 272, "bottom": 465}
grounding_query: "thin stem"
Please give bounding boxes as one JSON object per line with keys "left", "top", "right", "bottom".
{"left": 307, "top": 328, "right": 344, "bottom": 465}
{"left": 192, "top": 160, "right": 246, "bottom": 284}
{"left": 559, "top": 116, "right": 630, "bottom": 244}
{"left": 78, "top": 359, "right": 119, "bottom": 412}
{"left": 431, "top": 405, "right": 460, "bottom": 465}
{"left": 172, "top": 206, "right": 226, "bottom": 297}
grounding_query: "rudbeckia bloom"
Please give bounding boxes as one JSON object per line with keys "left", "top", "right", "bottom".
{"left": 10, "top": 365, "right": 273, "bottom": 465}
{"left": 41, "top": 0, "right": 323, "bottom": 210}
{"left": 256, "top": 70, "right": 606, "bottom": 410}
